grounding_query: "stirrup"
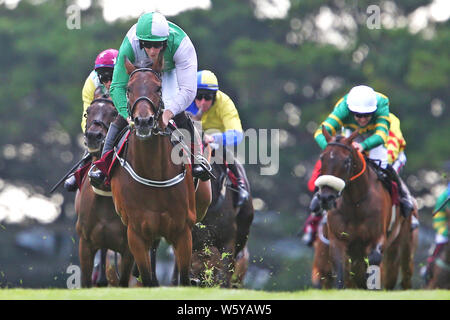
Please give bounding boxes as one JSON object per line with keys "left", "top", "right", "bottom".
{"left": 88, "top": 165, "right": 106, "bottom": 189}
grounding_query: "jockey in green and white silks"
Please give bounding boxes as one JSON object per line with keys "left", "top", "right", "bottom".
{"left": 89, "top": 12, "right": 211, "bottom": 187}
{"left": 312, "top": 85, "right": 414, "bottom": 218}
{"left": 110, "top": 13, "right": 197, "bottom": 120}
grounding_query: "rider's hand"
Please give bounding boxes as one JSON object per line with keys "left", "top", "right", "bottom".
{"left": 203, "top": 134, "right": 215, "bottom": 145}
{"left": 352, "top": 141, "right": 364, "bottom": 152}
{"left": 161, "top": 109, "right": 174, "bottom": 128}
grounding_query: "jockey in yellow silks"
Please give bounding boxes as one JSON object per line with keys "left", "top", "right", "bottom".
{"left": 64, "top": 49, "right": 118, "bottom": 192}
{"left": 187, "top": 70, "right": 249, "bottom": 207}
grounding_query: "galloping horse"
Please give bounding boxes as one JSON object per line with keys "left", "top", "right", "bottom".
{"left": 75, "top": 96, "right": 134, "bottom": 287}
{"left": 188, "top": 149, "right": 254, "bottom": 287}
{"left": 109, "top": 57, "right": 197, "bottom": 286}
{"left": 316, "top": 126, "right": 415, "bottom": 289}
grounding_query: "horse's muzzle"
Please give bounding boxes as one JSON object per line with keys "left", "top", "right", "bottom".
{"left": 85, "top": 130, "right": 104, "bottom": 153}
{"left": 134, "top": 115, "right": 155, "bottom": 139}
{"left": 318, "top": 189, "right": 338, "bottom": 210}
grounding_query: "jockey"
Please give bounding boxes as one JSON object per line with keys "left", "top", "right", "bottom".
{"left": 187, "top": 70, "right": 249, "bottom": 207}
{"left": 312, "top": 85, "right": 414, "bottom": 218}
{"left": 301, "top": 111, "right": 415, "bottom": 246}
{"left": 64, "top": 48, "right": 118, "bottom": 192}
{"left": 88, "top": 12, "right": 211, "bottom": 187}
{"left": 422, "top": 183, "right": 449, "bottom": 283}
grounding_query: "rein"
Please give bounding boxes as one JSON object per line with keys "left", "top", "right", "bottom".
{"left": 327, "top": 142, "right": 367, "bottom": 183}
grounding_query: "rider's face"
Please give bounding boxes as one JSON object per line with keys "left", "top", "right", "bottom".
{"left": 195, "top": 92, "right": 214, "bottom": 112}
{"left": 354, "top": 114, "right": 372, "bottom": 127}
{"left": 144, "top": 47, "right": 163, "bottom": 61}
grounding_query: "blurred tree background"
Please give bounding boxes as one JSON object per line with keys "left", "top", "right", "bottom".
{"left": 0, "top": 0, "right": 448, "bottom": 290}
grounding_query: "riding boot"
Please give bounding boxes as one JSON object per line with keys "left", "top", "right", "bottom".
{"left": 174, "top": 112, "right": 211, "bottom": 181}
{"left": 386, "top": 164, "right": 414, "bottom": 218}
{"left": 63, "top": 151, "right": 91, "bottom": 192}
{"left": 422, "top": 242, "right": 446, "bottom": 284}
{"left": 309, "top": 189, "right": 322, "bottom": 215}
{"left": 300, "top": 213, "right": 323, "bottom": 247}
{"left": 227, "top": 162, "right": 249, "bottom": 207}
{"left": 88, "top": 116, "right": 127, "bottom": 188}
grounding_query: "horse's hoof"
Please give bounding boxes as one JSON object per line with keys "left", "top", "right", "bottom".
{"left": 190, "top": 278, "right": 201, "bottom": 286}
{"left": 368, "top": 251, "right": 382, "bottom": 266}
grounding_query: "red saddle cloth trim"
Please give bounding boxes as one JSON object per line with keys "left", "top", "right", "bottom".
{"left": 91, "top": 131, "right": 131, "bottom": 186}
{"left": 74, "top": 161, "right": 92, "bottom": 191}
{"left": 391, "top": 181, "right": 400, "bottom": 206}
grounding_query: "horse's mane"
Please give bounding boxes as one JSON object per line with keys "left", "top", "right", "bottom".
{"left": 134, "top": 58, "right": 154, "bottom": 69}
{"left": 135, "top": 53, "right": 164, "bottom": 73}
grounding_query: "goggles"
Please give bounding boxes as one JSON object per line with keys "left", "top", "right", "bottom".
{"left": 195, "top": 93, "right": 215, "bottom": 101}
{"left": 139, "top": 40, "right": 165, "bottom": 49}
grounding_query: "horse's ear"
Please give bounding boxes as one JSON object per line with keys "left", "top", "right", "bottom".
{"left": 322, "top": 125, "right": 332, "bottom": 143}
{"left": 347, "top": 130, "right": 359, "bottom": 144}
{"left": 124, "top": 56, "right": 135, "bottom": 75}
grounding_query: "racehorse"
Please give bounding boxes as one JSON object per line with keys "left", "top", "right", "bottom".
{"left": 177, "top": 145, "right": 254, "bottom": 287}
{"left": 316, "top": 126, "right": 415, "bottom": 289}
{"left": 311, "top": 206, "right": 419, "bottom": 289}
{"left": 109, "top": 56, "right": 197, "bottom": 286}
{"left": 74, "top": 96, "right": 134, "bottom": 287}
{"left": 427, "top": 218, "right": 450, "bottom": 289}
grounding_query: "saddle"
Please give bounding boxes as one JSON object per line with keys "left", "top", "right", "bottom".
{"left": 366, "top": 159, "right": 400, "bottom": 206}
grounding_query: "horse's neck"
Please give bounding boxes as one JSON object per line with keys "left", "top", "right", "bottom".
{"left": 343, "top": 154, "right": 370, "bottom": 204}
{"left": 130, "top": 135, "right": 179, "bottom": 179}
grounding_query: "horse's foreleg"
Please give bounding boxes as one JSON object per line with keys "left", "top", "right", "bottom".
{"left": 235, "top": 201, "right": 254, "bottom": 257}
{"left": 195, "top": 180, "right": 212, "bottom": 223}
{"left": 127, "top": 227, "right": 152, "bottom": 287}
{"left": 329, "top": 239, "right": 346, "bottom": 289}
{"left": 79, "top": 238, "right": 95, "bottom": 288}
{"left": 150, "top": 239, "right": 160, "bottom": 286}
{"left": 118, "top": 249, "right": 134, "bottom": 287}
{"left": 96, "top": 248, "right": 108, "bottom": 287}
{"left": 171, "top": 258, "right": 179, "bottom": 286}
{"left": 173, "top": 226, "right": 193, "bottom": 286}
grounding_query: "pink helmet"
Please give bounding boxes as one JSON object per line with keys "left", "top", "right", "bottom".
{"left": 94, "top": 49, "right": 118, "bottom": 69}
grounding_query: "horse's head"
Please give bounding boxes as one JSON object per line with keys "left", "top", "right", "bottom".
{"left": 84, "top": 96, "right": 117, "bottom": 156}
{"left": 316, "top": 126, "right": 360, "bottom": 210}
{"left": 124, "top": 56, "right": 163, "bottom": 140}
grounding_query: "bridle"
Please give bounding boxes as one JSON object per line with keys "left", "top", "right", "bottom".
{"left": 85, "top": 98, "right": 117, "bottom": 133}
{"left": 326, "top": 142, "right": 366, "bottom": 184}
{"left": 126, "top": 67, "right": 165, "bottom": 134}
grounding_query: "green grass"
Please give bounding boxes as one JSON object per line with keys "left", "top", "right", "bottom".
{"left": 0, "top": 287, "right": 449, "bottom": 300}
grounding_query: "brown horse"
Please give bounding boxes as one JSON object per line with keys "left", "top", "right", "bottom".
{"left": 311, "top": 205, "right": 419, "bottom": 289}
{"left": 109, "top": 57, "right": 196, "bottom": 286}
{"left": 316, "top": 126, "right": 414, "bottom": 289}
{"left": 75, "top": 97, "right": 134, "bottom": 287}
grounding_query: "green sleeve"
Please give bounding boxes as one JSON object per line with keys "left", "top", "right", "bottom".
{"left": 110, "top": 37, "right": 136, "bottom": 119}
{"left": 361, "top": 95, "right": 390, "bottom": 150}
{"left": 314, "top": 98, "right": 347, "bottom": 150}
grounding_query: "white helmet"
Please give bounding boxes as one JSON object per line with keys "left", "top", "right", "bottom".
{"left": 347, "top": 85, "right": 377, "bottom": 113}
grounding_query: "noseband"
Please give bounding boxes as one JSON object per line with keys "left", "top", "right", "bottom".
{"left": 127, "top": 67, "right": 164, "bottom": 131}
